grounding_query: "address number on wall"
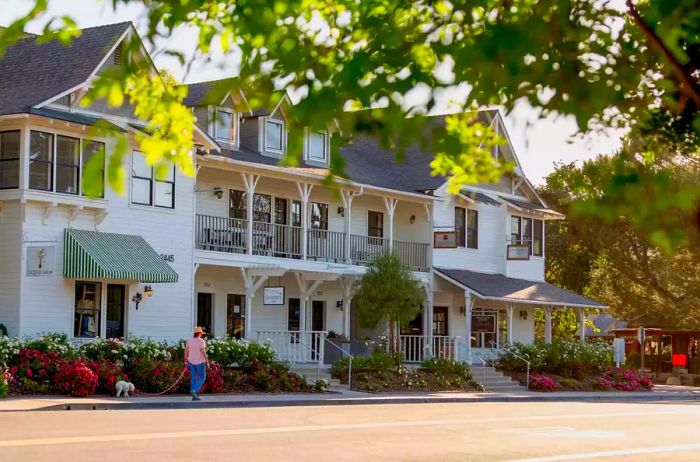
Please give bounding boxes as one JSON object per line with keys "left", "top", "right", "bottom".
{"left": 161, "top": 254, "right": 175, "bottom": 263}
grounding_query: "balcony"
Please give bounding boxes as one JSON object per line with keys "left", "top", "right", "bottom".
{"left": 195, "top": 214, "right": 430, "bottom": 271}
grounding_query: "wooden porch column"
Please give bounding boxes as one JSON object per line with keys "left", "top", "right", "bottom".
{"left": 296, "top": 183, "right": 314, "bottom": 260}
{"left": 383, "top": 197, "right": 398, "bottom": 252}
{"left": 239, "top": 268, "right": 270, "bottom": 340}
{"left": 340, "top": 276, "right": 355, "bottom": 338}
{"left": 241, "top": 173, "right": 260, "bottom": 256}
{"left": 341, "top": 190, "right": 356, "bottom": 264}
{"left": 464, "top": 290, "right": 474, "bottom": 363}
{"left": 423, "top": 281, "right": 434, "bottom": 359}
{"left": 577, "top": 306, "right": 586, "bottom": 342}
{"left": 506, "top": 303, "right": 515, "bottom": 345}
{"left": 544, "top": 306, "right": 553, "bottom": 344}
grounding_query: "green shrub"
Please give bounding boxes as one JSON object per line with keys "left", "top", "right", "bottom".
{"left": 171, "top": 337, "right": 276, "bottom": 370}
{"left": 0, "top": 323, "right": 7, "bottom": 337}
{"left": 0, "top": 336, "right": 21, "bottom": 367}
{"left": 331, "top": 350, "right": 397, "bottom": 379}
{"left": 253, "top": 371, "right": 275, "bottom": 391}
{"left": 23, "top": 333, "right": 76, "bottom": 358}
{"left": 496, "top": 340, "right": 613, "bottom": 379}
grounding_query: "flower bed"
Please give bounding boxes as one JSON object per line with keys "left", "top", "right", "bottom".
{"left": 516, "top": 368, "right": 654, "bottom": 392}
{"left": 331, "top": 351, "right": 482, "bottom": 393}
{"left": 0, "top": 334, "right": 323, "bottom": 397}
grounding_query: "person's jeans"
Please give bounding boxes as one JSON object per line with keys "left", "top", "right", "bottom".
{"left": 188, "top": 362, "right": 206, "bottom": 394}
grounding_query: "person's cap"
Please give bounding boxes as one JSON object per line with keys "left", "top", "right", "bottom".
{"left": 193, "top": 326, "right": 204, "bottom": 335}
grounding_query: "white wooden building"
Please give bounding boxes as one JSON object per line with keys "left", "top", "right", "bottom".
{"left": 0, "top": 22, "right": 604, "bottom": 365}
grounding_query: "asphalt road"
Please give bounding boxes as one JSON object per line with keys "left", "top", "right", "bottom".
{"left": 1, "top": 400, "right": 700, "bottom": 461}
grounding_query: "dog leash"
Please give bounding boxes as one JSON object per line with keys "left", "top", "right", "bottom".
{"left": 136, "top": 366, "right": 189, "bottom": 397}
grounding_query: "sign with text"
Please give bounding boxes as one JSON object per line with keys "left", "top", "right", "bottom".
{"left": 472, "top": 314, "right": 496, "bottom": 334}
{"left": 26, "top": 245, "right": 56, "bottom": 277}
{"left": 507, "top": 245, "right": 530, "bottom": 261}
{"left": 434, "top": 231, "right": 457, "bottom": 248}
{"left": 263, "top": 286, "right": 285, "bottom": 305}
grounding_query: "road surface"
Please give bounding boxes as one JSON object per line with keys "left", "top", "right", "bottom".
{"left": 1, "top": 400, "right": 699, "bottom": 461}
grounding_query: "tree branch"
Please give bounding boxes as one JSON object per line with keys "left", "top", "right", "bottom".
{"left": 627, "top": 0, "right": 700, "bottom": 108}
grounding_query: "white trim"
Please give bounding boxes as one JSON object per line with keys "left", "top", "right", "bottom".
{"left": 263, "top": 117, "right": 286, "bottom": 155}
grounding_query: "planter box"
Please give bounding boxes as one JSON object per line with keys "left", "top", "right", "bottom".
{"left": 324, "top": 338, "right": 350, "bottom": 365}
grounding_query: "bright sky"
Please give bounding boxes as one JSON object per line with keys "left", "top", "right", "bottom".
{"left": 0, "top": 0, "right": 624, "bottom": 184}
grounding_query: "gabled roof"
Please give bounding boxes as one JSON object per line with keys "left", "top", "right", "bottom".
{"left": 182, "top": 77, "right": 249, "bottom": 110}
{"left": 434, "top": 267, "right": 606, "bottom": 308}
{"left": 0, "top": 22, "right": 131, "bottom": 116}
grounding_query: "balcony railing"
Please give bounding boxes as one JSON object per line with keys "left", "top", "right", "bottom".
{"left": 307, "top": 228, "right": 345, "bottom": 263}
{"left": 398, "top": 335, "right": 460, "bottom": 363}
{"left": 196, "top": 214, "right": 430, "bottom": 271}
{"left": 350, "top": 234, "right": 387, "bottom": 265}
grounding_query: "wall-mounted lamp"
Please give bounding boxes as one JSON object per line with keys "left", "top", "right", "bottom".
{"left": 336, "top": 300, "right": 343, "bottom": 310}
{"left": 410, "top": 214, "right": 416, "bottom": 224}
{"left": 337, "top": 206, "right": 345, "bottom": 217}
{"left": 213, "top": 187, "right": 224, "bottom": 199}
{"left": 132, "top": 292, "right": 143, "bottom": 310}
{"left": 144, "top": 285, "right": 154, "bottom": 297}
{"left": 519, "top": 310, "right": 528, "bottom": 320}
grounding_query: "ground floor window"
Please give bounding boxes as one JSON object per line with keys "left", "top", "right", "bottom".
{"left": 226, "top": 294, "right": 245, "bottom": 339}
{"left": 74, "top": 281, "right": 101, "bottom": 338}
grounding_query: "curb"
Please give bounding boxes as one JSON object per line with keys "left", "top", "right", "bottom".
{"left": 19, "top": 392, "right": 700, "bottom": 412}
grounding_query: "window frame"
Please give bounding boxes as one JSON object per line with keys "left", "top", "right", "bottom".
{"left": 310, "top": 202, "right": 328, "bottom": 230}
{"left": 253, "top": 193, "right": 272, "bottom": 223}
{"left": 229, "top": 189, "right": 247, "bottom": 220}
{"left": 81, "top": 140, "right": 105, "bottom": 198}
{"left": 467, "top": 209, "right": 478, "bottom": 249}
{"left": 131, "top": 151, "right": 153, "bottom": 206}
{"left": 130, "top": 151, "right": 176, "bottom": 209}
{"left": 306, "top": 129, "right": 328, "bottom": 163}
{"left": 214, "top": 107, "right": 237, "bottom": 144}
{"left": 367, "top": 210, "right": 384, "bottom": 238}
{"left": 29, "top": 130, "right": 55, "bottom": 192}
{"left": 510, "top": 215, "right": 543, "bottom": 257}
{"left": 0, "top": 130, "right": 21, "bottom": 190}
{"left": 74, "top": 281, "right": 102, "bottom": 339}
{"left": 454, "top": 206, "right": 466, "bottom": 247}
{"left": 265, "top": 118, "right": 285, "bottom": 153}
{"left": 55, "top": 135, "right": 81, "bottom": 196}
{"left": 154, "top": 164, "right": 176, "bottom": 209}
{"left": 533, "top": 219, "right": 544, "bottom": 257}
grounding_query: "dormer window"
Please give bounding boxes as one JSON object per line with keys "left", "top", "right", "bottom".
{"left": 214, "top": 107, "right": 236, "bottom": 144}
{"left": 307, "top": 130, "right": 328, "bottom": 163}
{"left": 265, "top": 119, "right": 284, "bottom": 152}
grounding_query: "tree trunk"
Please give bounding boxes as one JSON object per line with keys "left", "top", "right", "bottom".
{"left": 388, "top": 320, "right": 395, "bottom": 355}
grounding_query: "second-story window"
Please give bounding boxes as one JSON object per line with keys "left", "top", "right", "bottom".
{"left": 214, "top": 108, "right": 235, "bottom": 143}
{"left": 307, "top": 131, "right": 327, "bottom": 162}
{"left": 253, "top": 193, "right": 271, "bottom": 222}
{"left": 81, "top": 140, "right": 105, "bottom": 198}
{"left": 310, "top": 202, "right": 328, "bottom": 230}
{"left": 368, "top": 211, "right": 384, "bottom": 238}
{"left": 229, "top": 189, "right": 247, "bottom": 219}
{"left": 56, "top": 135, "right": 80, "bottom": 195}
{"left": 511, "top": 215, "right": 543, "bottom": 256}
{"left": 131, "top": 151, "right": 175, "bottom": 209}
{"left": 265, "top": 119, "right": 284, "bottom": 152}
{"left": 291, "top": 200, "right": 302, "bottom": 227}
{"left": 467, "top": 209, "right": 478, "bottom": 249}
{"left": 29, "top": 131, "right": 54, "bottom": 191}
{"left": 0, "top": 130, "right": 20, "bottom": 189}
{"left": 455, "top": 207, "right": 466, "bottom": 247}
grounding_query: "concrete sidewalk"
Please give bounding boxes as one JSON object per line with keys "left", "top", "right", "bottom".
{"left": 1, "top": 385, "right": 699, "bottom": 412}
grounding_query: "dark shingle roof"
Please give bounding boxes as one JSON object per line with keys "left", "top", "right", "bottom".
{"left": 183, "top": 78, "right": 243, "bottom": 107}
{"left": 501, "top": 196, "right": 546, "bottom": 210}
{"left": 461, "top": 189, "right": 501, "bottom": 206}
{"left": 28, "top": 107, "right": 124, "bottom": 131}
{"left": 434, "top": 267, "right": 606, "bottom": 308}
{"left": 0, "top": 22, "right": 131, "bottom": 116}
{"left": 340, "top": 135, "right": 444, "bottom": 194}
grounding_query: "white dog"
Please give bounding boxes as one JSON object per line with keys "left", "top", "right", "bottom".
{"left": 115, "top": 381, "right": 135, "bottom": 398}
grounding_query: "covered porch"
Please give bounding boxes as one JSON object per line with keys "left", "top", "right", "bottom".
{"left": 400, "top": 268, "right": 608, "bottom": 365}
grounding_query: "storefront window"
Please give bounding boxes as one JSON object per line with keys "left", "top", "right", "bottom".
{"left": 74, "top": 281, "right": 101, "bottom": 338}
{"left": 471, "top": 309, "right": 497, "bottom": 348}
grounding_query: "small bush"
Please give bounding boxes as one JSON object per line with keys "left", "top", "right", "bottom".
{"left": 0, "top": 336, "right": 21, "bottom": 367}
{"left": 595, "top": 367, "right": 654, "bottom": 391}
{"left": 23, "top": 333, "right": 75, "bottom": 358}
{"left": 171, "top": 337, "right": 276, "bottom": 370}
{"left": 529, "top": 374, "right": 558, "bottom": 392}
{"left": 86, "top": 359, "right": 129, "bottom": 395}
{"left": 130, "top": 358, "right": 184, "bottom": 393}
{"left": 54, "top": 360, "right": 98, "bottom": 397}
{"left": 331, "top": 350, "right": 397, "bottom": 381}
{"left": 10, "top": 349, "right": 61, "bottom": 393}
{"left": 0, "top": 367, "right": 12, "bottom": 398}
{"left": 253, "top": 371, "right": 275, "bottom": 391}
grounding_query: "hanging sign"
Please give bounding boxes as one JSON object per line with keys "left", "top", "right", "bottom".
{"left": 507, "top": 245, "right": 530, "bottom": 260}
{"left": 434, "top": 231, "right": 457, "bottom": 248}
{"left": 26, "top": 245, "right": 56, "bottom": 277}
{"left": 263, "top": 287, "right": 285, "bottom": 305}
{"left": 472, "top": 314, "right": 496, "bottom": 333}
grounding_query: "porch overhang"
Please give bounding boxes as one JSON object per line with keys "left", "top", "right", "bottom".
{"left": 433, "top": 267, "right": 606, "bottom": 309}
{"left": 63, "top": 229, "right": 178, "bottom": 283}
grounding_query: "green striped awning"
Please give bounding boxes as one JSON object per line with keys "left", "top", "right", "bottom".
{"left": 63, "top": 229, "right": 178, "bottom": 283}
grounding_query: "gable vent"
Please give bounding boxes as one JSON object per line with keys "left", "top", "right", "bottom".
{"left": 113, "top": 42, "right": 123, "bottom": 66}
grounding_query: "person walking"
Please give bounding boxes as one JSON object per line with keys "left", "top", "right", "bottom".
{"left": 184, "top": 327, "right": 210, "bottom": 401}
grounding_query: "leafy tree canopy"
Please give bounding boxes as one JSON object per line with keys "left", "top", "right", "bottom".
{"left": 2, "top": 0, "right": 700, "bottom": 247}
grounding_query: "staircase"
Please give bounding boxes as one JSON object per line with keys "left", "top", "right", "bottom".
{"left": 471, "top": 365, "right": 527, "bottom": 392}
{"left": 289, "top": 364, "right": 342, "bottom": 387}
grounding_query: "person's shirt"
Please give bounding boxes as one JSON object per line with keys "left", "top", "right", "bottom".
{"left": 186, "top": 337, "right": 207, "bottom": 365}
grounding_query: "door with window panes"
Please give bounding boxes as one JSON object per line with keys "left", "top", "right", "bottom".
{"left": 226, "top": 294, "right": 245, "bottom": 339}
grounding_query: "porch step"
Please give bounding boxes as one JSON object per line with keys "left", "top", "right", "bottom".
{"left": 470, "top": 365, "right": 527, "bottom": 392}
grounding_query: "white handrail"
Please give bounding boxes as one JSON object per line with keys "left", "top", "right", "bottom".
{"left": 324, "top": 337, "right": 354, "bottom": 389}
{"left": 490, "top": 341, "right": 530, "bottom": 390}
